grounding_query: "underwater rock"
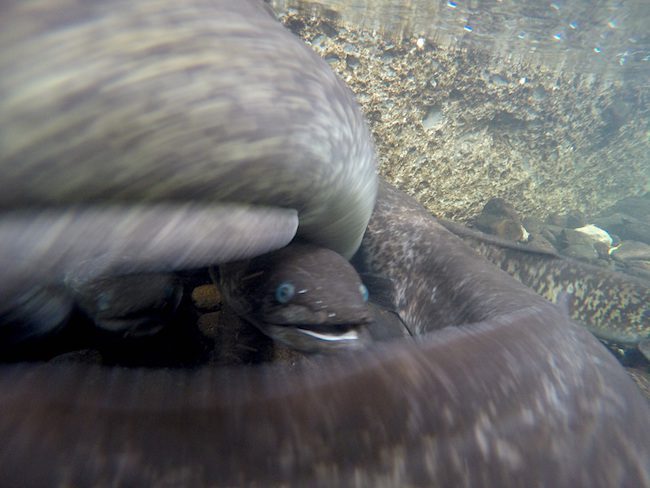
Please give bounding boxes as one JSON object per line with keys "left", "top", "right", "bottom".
{"left": 574, "top": 224, "right": 613, "bottom": 247}
{"left": 521, "top": 216, "right": 545, "bottom": 234}
{"left": 523, "top": 219, "right": 561, "bottom": 250}
{"left": 196, "top": 312, "right": 222, "bottom": 340}
{"left": 479, "top": 197, "right": 521, "bottom": 221}
{"left": 600, "top": 194, "right": 650, "bottom": 224}
{"left": 493, "top": 219, "right": 530, "bottom": 241}
{"left": 562, "top": 243, "right": 600, "bottom": 262}
{"left": 475, "top": 197, "right": 529, "bottom": 242}
{"left": 526, "top": 233, "right": 558, "bottom": 253}
{"left": 547, "top": 212, "right": 586, "bottom": 229}
{"left": 543, "top": 223, "right": 567, "bottom": 241}
{"left": 560, "top": 227, "right": 602, "bottom": 247}
{"left": 557, "top": 227, "right": 612, "bottom": 262}
{"left": 594, "top": 213, "right": 650, "bottom": 244}
{"left": 611, "top": 240, "right": 650, "bottom": 262}
{"left": 191, "top": 284, "right": 222, "bottom": 311}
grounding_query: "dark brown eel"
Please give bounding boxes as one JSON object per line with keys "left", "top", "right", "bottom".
{"left": 1, "top": 182, "right": 649, "bottom": 487}
{"left": 438, "top": 220, "right": 650, "bottom": 360}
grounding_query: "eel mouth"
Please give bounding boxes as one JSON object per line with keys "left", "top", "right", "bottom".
{"left": 261, "top": 322, "right": 369, "bottom": 352}
{"left": 295, "top": 325, "right": 360, "bottom": 342}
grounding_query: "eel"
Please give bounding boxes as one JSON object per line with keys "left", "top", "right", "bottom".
{"left": 1, "top": 181, "right": 649, "bottom": 487}
{"left": 0, "top": 0, "right": 649, "bottom": 486}
{"left": 440, "top": 220, "right": 650, "bottom": 361}
{"left": 0, "top": 0, "right": 376, "bottom": 334}
{"left": 216, "top": 242, "right": 374, "bottom": 352}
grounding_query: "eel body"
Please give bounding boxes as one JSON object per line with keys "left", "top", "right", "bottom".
{"left": 1, "top": 182, "right": 649, "bottom": 487}
{"left": 0, "top": 1, "right": 649, "bottom": 487}
{"left": 440, "top": 220, "right": 650, "bottom": 359}
{"left": 0, "top": 0, "right": 376, "bottom": 308}
{"left": 217, "top": 242, "right": 374, "bottom": 351}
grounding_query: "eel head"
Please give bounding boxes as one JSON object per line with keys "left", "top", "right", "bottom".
{"left": 216, "top": 242, "right": 372, "bottom": 352}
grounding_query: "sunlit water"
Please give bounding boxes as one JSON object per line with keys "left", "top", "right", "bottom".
{"left": 272, "top": 0, "right": 650, "bottom": 81}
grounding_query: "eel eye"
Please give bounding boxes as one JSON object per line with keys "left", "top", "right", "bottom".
{"left": 275, "top": 282, "right": 295, "bottom": 304}
{"left": 359, "top": 284, "right": 369, "bottom": 302}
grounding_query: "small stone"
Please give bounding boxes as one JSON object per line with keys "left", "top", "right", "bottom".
{"left": 563, "top": 244, "right": 599, "bottom": 262}
{"left": 527, "top": 233, "right": 557, "bottom": 253}
{"left": 489, "top": 74, "right": 508, "bottom": 86}
{"left": 560, "top": 228, "right": 600, "bottom": 247}
{"left": 475, "top": 198, "right": 529, "bottom": 242}
{"left": 540, "top": 228, "right": 559, "bottom": 247}
{"left": 346, "top": 55, "right": 360, "bottom": 69}
{"left": 482, "top": 198, "right": 521, "bottom": 221}
{"left": 491, "top": 219, "right": 528, "bottom": 242}
{"left": 574, "top": 224, "right": 613, "bottom": 247}
{"left": 593, "top": 241, "right": 611, "bottom": 259}
{"left": 546, "top": 212, "right": 586, "bottom": 229}
{"left": 197, "top": 312, "right": 222, "bottom": 339}
{"left": 191, "top": 284, "right": 221, "bottom": 310}
{"left": 522, "top": 216, "right": 545, "bottom": 234}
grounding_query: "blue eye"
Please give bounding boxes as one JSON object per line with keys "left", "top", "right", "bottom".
{"left": 275, "top": 282, "right": 295, "bottom": 304}
{"left": 359, "top": 284, "right": 369, "bottom": 302}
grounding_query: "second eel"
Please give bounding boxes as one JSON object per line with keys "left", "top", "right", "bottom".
{"left": 440, "top": 219, "right": 650, "bottom": 361}
{"left": 1, "top": 181, "right": 649, "bottom": 486}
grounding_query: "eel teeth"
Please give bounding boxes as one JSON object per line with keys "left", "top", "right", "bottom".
{"left": 297, "top": 328, "right": 359, "bottom": 342}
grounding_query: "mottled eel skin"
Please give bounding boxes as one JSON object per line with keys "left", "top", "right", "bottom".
{"left": 1, "top": 0, "right": 649, "bottom": 486}
{"left": 440, "top": 220, "right": 650, "bottom": 359}
{"left": 1, "top": 181, "right": 649, "bottom": 487}
{"left": 0, "top": 0, "right": 376, "bottom": 311}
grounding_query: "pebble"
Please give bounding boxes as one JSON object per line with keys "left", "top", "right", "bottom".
{"left": 197, "top": 312, "right": 222, "bottom": 339}
{"left": 191, "top": 284, "right": 222, "bottom": 310}
{"left": 574, "top": 224, "right": 613, "bottom": 247}
{"left": 475, "top": 198, "right": 529, "bottom": 242}
{"left": 560, "top": 228, "right": 602, "bottom": 247}
{"left": 547, "top": 212, "right": 586, "bottom": 229}
{"left": 563, "top": 243, "right": 600, "bottom": 262}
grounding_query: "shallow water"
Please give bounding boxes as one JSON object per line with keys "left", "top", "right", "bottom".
{"left": 271, "top": 0, "right": 650, "bottom": 79}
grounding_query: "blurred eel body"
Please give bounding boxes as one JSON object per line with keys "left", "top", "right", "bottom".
{"left": 1, "top": 182, "right": 649, "bottom": 487}
{"left": 441, "top": 220, "right": 650, "bottom": 360}
{"left": 0, "top": 1, "right": 649, "bottom": 487}
{"left": 0, "top": 0, "right": 376, "bottom": 311}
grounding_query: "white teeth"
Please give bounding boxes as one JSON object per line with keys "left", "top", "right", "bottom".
{"left": 297, "top": 329, "right": 358, "bottom": 342}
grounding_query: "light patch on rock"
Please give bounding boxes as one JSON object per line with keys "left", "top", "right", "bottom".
{"left": 574, "top": 224, "right": 613, "bottom": 246}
